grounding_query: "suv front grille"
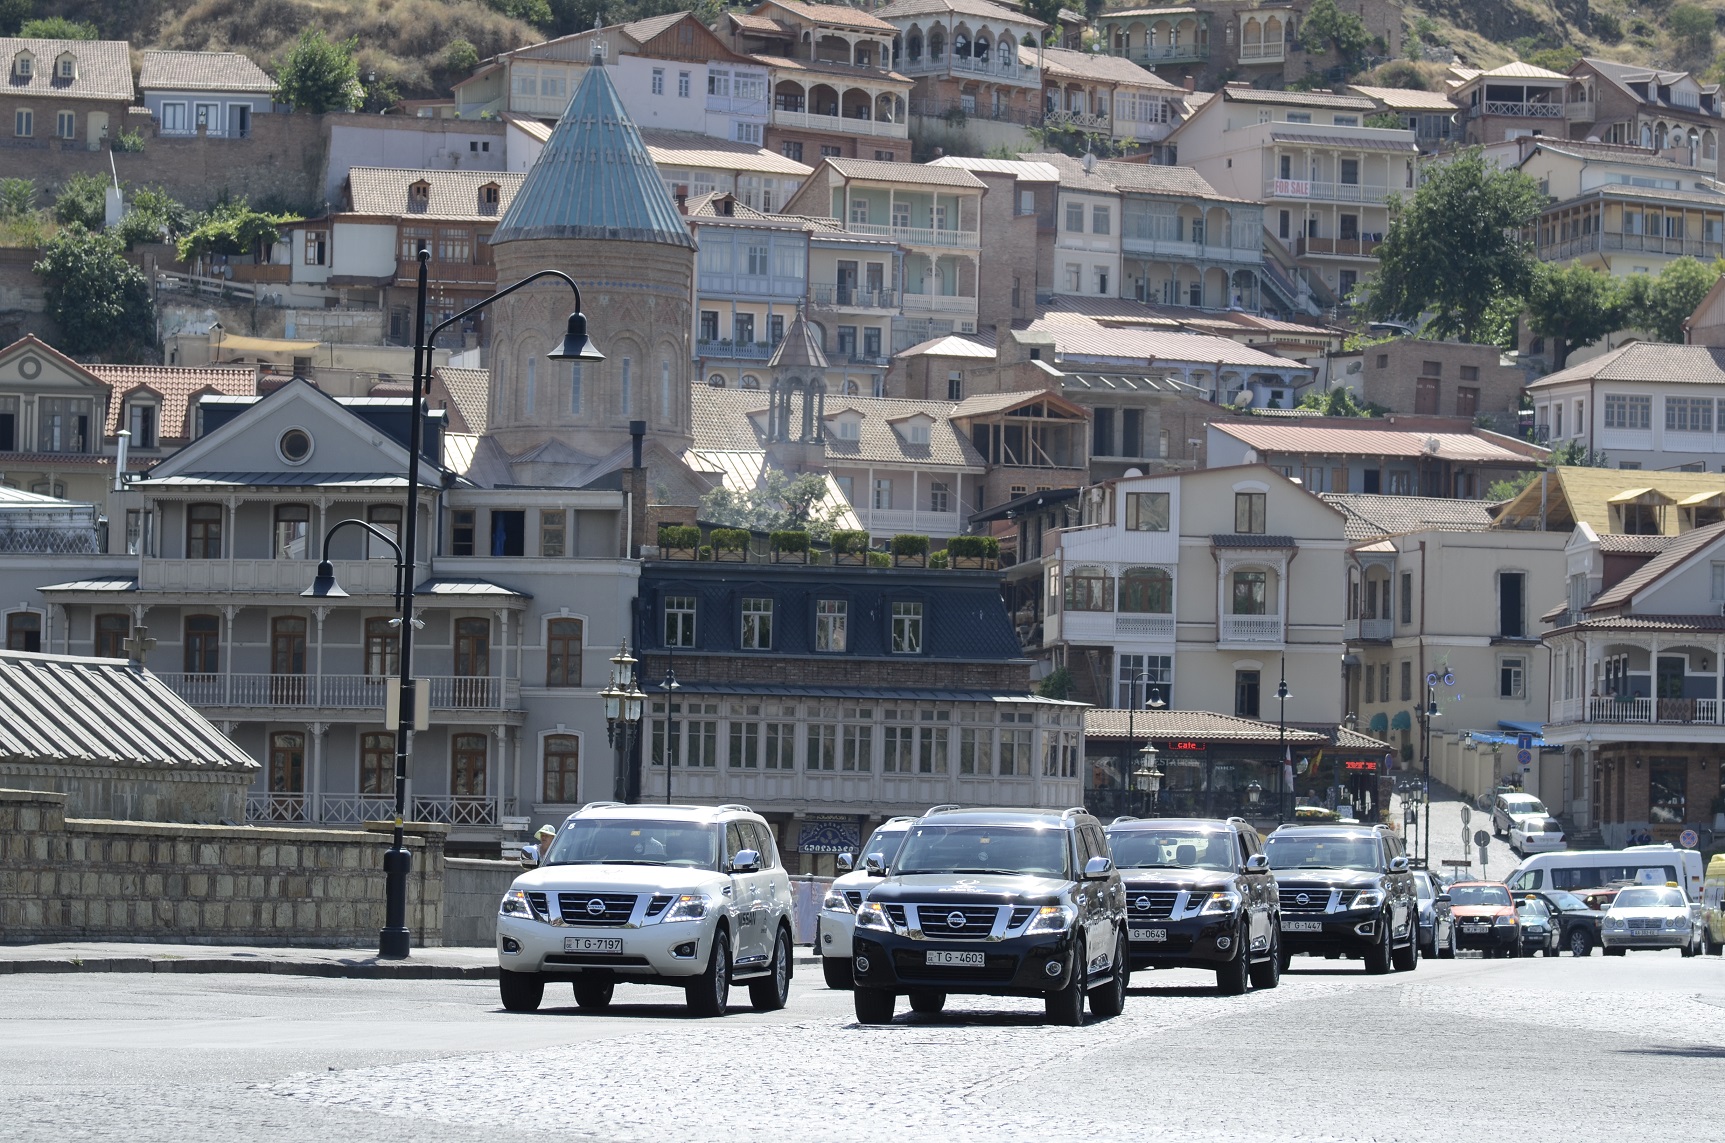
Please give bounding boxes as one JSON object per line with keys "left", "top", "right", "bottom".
{"left": 644, "top": 894, "right": 673, "bottom": 919}
{"left": 911, "top": 904, "right": 999, "bottom": 939}
{"left": 525, "top": 892, "right": 549, "bottom": 917}
{"left": 1280, "top": 888, "right": 1331, "bottom": 912}
{"left": 1007, "top": 906, "right": 1035, "bottom": 928}
{"left": 843, "top": 891, "right": 865, "bottom": 911}
{"left": 1127, "top": 890, "right": 1182, "bottom": 919}
{"left": 556, "top": 892, "right": 638, "bottom": 926}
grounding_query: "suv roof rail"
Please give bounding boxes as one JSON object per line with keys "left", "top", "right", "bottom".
{"left": 1225, "top": 816, "right": 1248, "bottom": 825}
{"left": 1061, "top": 807, "right": 1088, "bottom": 819}
{"left": 924, "top": 803, "right": 963, "bottom": 815}
{"left": 1110, "top": 815, "right": 1140, "bottom": 826}
{"left": 884, "top": 814, "right": 919, "bottom": 824}
{"left": 715, "top": 803, "right": 755, "bottom": 814}
{"left": 579, "top": 800, "right": 626, "bottom": 811}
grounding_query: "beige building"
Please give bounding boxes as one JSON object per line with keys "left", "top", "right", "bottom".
{"left": 1449, "top": 61, "right": 1568, "bottom": 147}
{"left": 1352, "top": 338, "right": 1526, "bottom": 420}
{"left": 1564, "top": 57, "right": 1724, "bottom": 175}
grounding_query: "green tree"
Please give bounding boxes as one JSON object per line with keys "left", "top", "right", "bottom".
{"left": 484, "top": 0, "right": 555, "bottom": 28}
{"left": 176, "top": 198, "right": 301, "bottom": 262}
{"left": 1524, "top": 46, "right": 1580, "bottom": 73}
{"left": 1297, "top": 386, "right": 1380, "bottom": 417}
{"left": 1551, "top": 440, "right": 1607, "bottom": 466}
{"left": 1486, "top": 471, "right": 1537, "bottom": 502}
{"left": 0, "top": 177, "right": 34, "bottom": 220}
{"left": 18, "top": 16, "right": 97, "bottom": 39}
{"left": 52, "top": 172, "right": 109, "bottom": 231}
{"left": 1364, "top": 111, "right": 1404, "bottom": 130}
{"left": 115, "top": 187, "right": 192, "bottom": 250}
{"left": 698, "top": 470, "right": 848, "bottom": 540}
{"left": 442, "top": 37, "right": 480, "bottom": 79}
{"left": 275, "top": 28, "right": 364, "bottom": 114}
{"left": 1299, "top": 0, "right": 1371, "bottom": 71}
{"left": 1036, "top": 666, "right": 1076, "bottom": 701}
{"left": 1668, "top": 4, "right": 1715, "bottom": 58}
{"left": 32, "top": 230, "right": 155, "bottom": 360}
{"left": 1358, "top": 148, "right": 1545, "bottom": 342}
{"left": 0, "top": 0, "right": 33, "bottom": 35}
{"left": 1624, "top": 257, "right": 1722, "bottom": 343}
{"left": 1525, "top": 262, "right": 1627, "bottom": 369}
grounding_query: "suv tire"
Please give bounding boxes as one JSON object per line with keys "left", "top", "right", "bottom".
{"left": 1391, "top": 926, "right": 1418, "bottom": 972}
{"left": 1364, "top": 916, "right": 1392, "bottom": 974}
{"left": 573, "top": 978, "right": 614, "bottom": 1011}
{"left": 822, "top": 957, "right": 854, "bottom": 990}
{"left": 1088, "top": 931, "right": 1128, "bottom": 1019}
{"left": 1568, "top": 928, "right": 1592, "bottom": 957}
{"left": 1438, "top": 926, "right": 1457, "bottom": 959}
{"left": 749, "top": 928, "right": 792, "bottom": 1011}
{"left": 499, "top": 969, "right": 544, "bottom": 1013}
{"left": 1044, "top": 938, "right": 1087, "bottom": 1026}
{"left": 908, "top": 989, "right": 947, "bottom": 1015}
{"left": 1249, "top": 935, "right": 1281, "bottom": 990}
{"left": 1216, "top": 936, "right": 1250, "bottom": 996}
{"left": 854, "top": 987, "right": 896, "bottom": 1024}
{"left": 685, "top": 928, "right": 731, "bottom": 1018}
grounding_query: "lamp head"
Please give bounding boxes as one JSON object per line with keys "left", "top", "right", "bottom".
{"left": 548, "top": 311, "right": 606, "bottom": 362}
{"left": 1277, "top": 680, "right": 1290, "bottom": 701}
{"left": 622, "top": 686, "right": 645, "bottom": 723}
{"left": 301, "top": 559, "right": 349, "bottom": 599}
{"left": 599, "top": 681, "right": 623, "bottom": 721}
{"left": 1145, "top": 686, "right": 1166, "bottom": 710}
{"left": 610, "top": 642, "right": 638, "bottom": 688}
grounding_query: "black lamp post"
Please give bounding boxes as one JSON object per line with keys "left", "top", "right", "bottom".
{"left": 662, "top": 665, "right": 680, "bottom": 804}
{"left": 1276, "top": 656, "right": 1291, "bottom": 821}
{"left": 1123, "top": 676, "right": 1165, "bottom": 796}
{"left": 303, "top": 248, "right": 603, "bottom": 959}
{"left": 1418, "top": 686, "right": 1440, "bottom": 865}
{"left": 1133, "top": 741, "right": 1163, "bottom": 817}
{"left": 600, "top": 643, "right": 645, "bottom": 803}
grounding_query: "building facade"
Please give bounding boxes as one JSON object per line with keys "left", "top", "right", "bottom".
{"left": 138, "top": 49, "right": 277, "bottom": 139}
{"left": 0, "top": 36, "right": 132, "bottom": 152}
{"left": 1526, "top": 343, "right": 1725, "bottom": 472}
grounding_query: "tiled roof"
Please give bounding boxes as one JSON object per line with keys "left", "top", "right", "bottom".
{"left": 1025, "top": 150, "right": 1119, "bottom": 193}
{"left": 873, "top": 0, "right": 1045, "bottom": 26}
{"left": 639, "top": 128, "right": 814, "bottom": 175}
{"left": 1517, "top": 137, "right": 1690, "bottom": 168}
{"left": 1321, "top": 493, "right": 1497, "bottom": 540}
{"left": 1220, "top": 86, "right": 1377, "bottom": 111}
{"left": 928, "top": 156, "right": 1061, "bottom": 181}
{"left": 762, "top": 0, "right": 899, "bottom": 32}
{"left": 346, "top": 167, "right": 525, "bottom": 221}
{"left": 139, "top": 49, "right": 276, "bottom": 94}
{"left": 1211, "top": 533, "right": 1296, "bottom": 548}
{"left": 690, "top": 386, "right": 986, "bottom": 468}
{"left": 1085, "top": 708, "right": 1329, "bottom": 743}
{"left": 432, "top": 366, "right": 490, "bottom": 434}
{"left": 0, "top": 650, "right": 257, "bottom": 772}
{"left": 1526, "top": 342, "right": 1725, "bottom": 389}
{"left": 1212, "top": 423, "right": 1543, "bottom": 464}
{"left": 1594, "top": 533, "right": 1673, "bottom": 554}
{"left": 1346, "top": 84, "right": 1457, "bottom": 111}
{"left": 949, "top": 388, "right": 1082, "bottom": 418}
{"left": 748, "top": 53, "right": 910, "bottom": 83}
{"left": 824, "top": 157, "right": 987, "bottom": 188}
{"left": 490, "top": 63, "right": 695, "bottom": 248}
{"left": 1095, "top": 159, "right": 1237, "bottom": 201}
{"left": 1332, "top": 726, "right": 1394, "bottom": 751}
{"left": 730, "top": 11, "right": 791, "bottom": 34}
{"left": 1581, "top": 57, "right": 1715, "bottom": 112}
{"left": 0, "top": 38, "right": 132, "bottom": 102}
{"left": 1031, "top": 44, "right": 1180, "bottom": 89}
{"left": 1272, "top": 130, "right": 1417, "bottom": 153}
{"left": 620, "top": 11, "right": 690, "bottom": 41}
{"left": 1588, "top": 521, "right": 1725, "bottom": 609}
{"left": 1559, "top": 614, "right": 1725, "bottom": 633}
{"left": 88, "top": 364, "right": 257, "bottom": 442}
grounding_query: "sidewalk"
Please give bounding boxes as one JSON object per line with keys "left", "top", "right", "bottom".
{"left": 0, "top": 942, "right": 823, "bottom": 978}
{"left": 1391, "top": 780, "right": 1519, "bottom": 882}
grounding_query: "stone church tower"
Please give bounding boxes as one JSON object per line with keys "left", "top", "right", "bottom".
{"left": 484, "top": 62, "right": 696, "bottom": 461}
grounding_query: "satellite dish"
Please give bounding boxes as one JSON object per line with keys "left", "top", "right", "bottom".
{"left": 1424, "top": 437, "right": 1440, "bottom": 453}
{"left": 1236, "top": 389, "right": 1256, "bottom": 406}
{"left": 1123, "top": 467, "right": 1144, "bottom": 477}
{"left": 1346, "top": 360, "right": 1362, "bottom": 374}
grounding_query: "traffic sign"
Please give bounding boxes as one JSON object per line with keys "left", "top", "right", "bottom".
{"left": 1516, "top": 749, "right": 1533, "bottom": 768}
{"left": 1460, "top": 806, "right": 1472, "bottom": 825}
{"left": 1516, "top": 733, "right": 1533, "bottom": 751}
{"left": 1473, "top": 829, "right": 1491, "bottom": 849}
{"left": 1680, "top": 828, "right": 1699, "bottom": 849}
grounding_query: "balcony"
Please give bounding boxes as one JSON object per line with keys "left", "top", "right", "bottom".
{"left": 1111, "top": 44, "right": 1209, "bottom": 66}
{"left": 696, "top": 338, "right": 775, "bottom": 360}
{"left": 1552, "top": 695, "right": 1725, "bottom": 726}
{"left": 859, "top": 507, "right": 966, "bottom": 538}
{"left": 1045, "top": 109, "right": 1109, "bottom": 131}
{"left": 1296, "top": 235, "right": 1385, "bottom": 258}
{"left": 900, "top": 291, "right": 978, "bottom": 315}
{"left": 1219, "top": 614, "right": 1284, "bottom": 644}
{"left": 247, "top": 793, "right": 515, "bottom": 828}
{"left": 394, "top": 259, "right": 496, "bottom": 287}
{"left": 139, "top": 558, "right": 413, "bottom": 595}
{"left": 1344, "top": 617, "right": 1392, "bottom": 642}
{"left": 1480, "top": 101, "right": 1563, "bottom": 119}
{"left": 770, "top": 106, "right": 908, "bottom": 139}
{"left": 899, "top": 55, "right": 1034, "bottom": 84}
{"left": 847, "top": 222, "right": 979, "bottom": 250}
{"left": 1237, "top": 43, "right": 1286, "bottom": 63}
{"left": 1265, "top": 178, "right": 1394, "bottom": 204}
{"left": 157, "top": 672, "right": 522, "bottom": 713}
{"left": 1535, "top": 232, "right": 1725, "bottom": 263}
{"left": 1565, "top": 100, "right": 1596, "bottom": 122}
{"left": 1116, "top": 614, "right": 1175, "bottom": 640}
{"left": 810, "top": 283, "right": 898, "bottom": 310}
{"left": 909, "top": 97, "right": 1042, "bottom": 127}
{"left": 1121, "top": 234, "right": 1264, "bottom": 264}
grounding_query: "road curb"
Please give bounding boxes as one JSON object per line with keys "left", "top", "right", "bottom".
{"left": 0, "top": 952, "right": 825, "bottom": 979}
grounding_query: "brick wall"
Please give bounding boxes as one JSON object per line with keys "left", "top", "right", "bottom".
{"left": 0, "top": 788, "right": 448, "bottom": 947}
{"left": 641, "top": 649, "right": 1031, "bottom": 692}
{"left": 1360, "top": 339, "right": 1525, "bottom": 417}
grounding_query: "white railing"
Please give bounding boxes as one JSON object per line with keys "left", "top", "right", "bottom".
{"left": 158, "top": 672, "right": 519, "bottom": 711}
{"left": 1220, "top": 614, "right": 1283, "bottom": 643}
{"left": 1121, "top": 236, "right": 1264, "bottom": 264}
{"left": 1483, "top": 101, "right": 1563, "bottom": 118}
{"left": 1237, "top": 43, "right": 1286, "bottom": 61}
{"left": 900, "top": 291, "right": 978, "bottom": 315}
{"left": 246, "top": 794, "right": 512, "bottom": 827}
{"left": 1265, "top": 178, "right": 1392, "bottom": 204}
{"left": 412, "top": 795, "right": 509, "bottom": 826}
{"left": 846, "top": 222, "right": 979, "bottom": 249}
{"left": 1565, "top": 100, "right": 1596, "bottom": 121}
{"left": 1344, "top": 617, "right": 1392, "bottom": 641}
{"left": 862, "top": 507, "right": 964, "bottom": 537}
{"left": 1115, "top": 615, "right": 1175, "bottom": 640}
{"left": 1045, "top": 110, "right": 1109, "bottom": 130}
{"left": 140, "top": 558, "right": 411, "bottom": 595}
{"left": 1571, "top": 695, "right": 1725, "bottom": 725}
{"left": 771, "top": 107, "right": 908, "bottom": 138}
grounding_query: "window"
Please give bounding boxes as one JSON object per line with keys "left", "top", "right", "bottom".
{"left": 1126, "top": 491, "right": 1169, "bottom": 531}
{"left": 2, "top": 611, "right": 38, "bottom": 652}
{"left": 1604, "top": 394, "right": 1651, "bottom": 429}
{"left": 1094, "top": 267, "right": 1109, "bottom": 295}
{"left": 451, "top": 510, "right": 475, "bottom": 557}
{"left": 891, "top": 602, "right": 923, "bottom": 653}
{"left": 1066, "top": 202, "right": 1084, "bottom": 231}
{"left": 821, "top": 144, "right": 842, "bottom": 158}
{"left": 1364, "top": 663, "right": 1375, "bottom": 703}
{"left": 1399, "top": 572, "right": 1412, "bottom": 625}
{"left": 1065, "top": 263, "right": 1081, "bottom": 292}
{"left": 1499, "top": 571, "right": 1525, "bottom": 639}
{"left": 1460, "top": 365, "right": 1479, "bottom": 381}
{"left": 741, "top": 597, "right": 773, "bottom": 650}
{"left": 842, "top": 711, "right": 873, "bottom": 771}
{"left": 1234, "top": 670, "right": 1260, "bottom": 718}
{"left": 1234, "top": 492, "right": 1266, "bottom": 534}
{"left": 365, "top": 616, "right": 398, "bottom": 677}
{"left": 1500, "top": 656, "right": 1526, "bottom": 699}
{"left": 452, "top": 734, "right": 488, "bottom": 797}
{"left": 1232, "top": 570, "right": 1268, "bottom": 615}
{"left": 808, "top": 716, "right": 837, "bottom": 771}
{"left": 454, "top": 618, "right": 490, "bottom": 685}
{"left": 93, "top": 614, "right": 128, "bottom": 659}
{"left": 546, "top": 618, "right": 582, "bottom": 687}
{"left": 361, "top": 733, "right": 393, "bottom": 796}
{"left": 733, "top": 313, "right": 755, "bottom": 345}
{"left": 1064, "top": 566, "right": 1113, "bottom": 611}
{"left": 14, "top": 109, "right": 31, "bottom": 137}
{"left": 929, "top": 481, "right": 949, "bottom": 513}
{"left": 1119, "top": 567, "right": 1172, "bottom": 614}
{"left": 269, "top": 732, "right": 305, "bottom": 797}
{"left": 781, "top": 140, "right": 803, "bottom": 161}
{"left": 56, "top": 110, "right": 74, "bottom": 139}
{"left": 1400, "top": 660, "right": 1412, "bottom": 702}
{"left": 1666, "top": 397, "right": 1714, "bottom": 433}
{"left": 883, "top": 714, "right": 914, "bottom": 773}
{"left": 678, "top": 72, "right": 690, "bottom": 98}
{"left": 999, "top": 712, "right": 1033, "bottom": 775}
{"left": 1340, "top": 158, "right": 1359, "bottom": 185}
{"left": 947, "top": 372, "right": 963, "bottom": 401}
{"left": 1092, "top": 206, "right": 1110, "bottom": 234}
{"left": 872, "top": 478, "right": 892, "bottom": 509}
{"left": 746, "top": 244, "right": 768, "bottom": 276}
{"left": 815, "top": 599, "right": 847, "bottom": 652}
{"left": 664, "top": 595, "right": 696, "bottom": 648}
{"left": 699, "top": 311, "right": 719, "bottom": 342}
{"left": 37, "top": 397, "right": 91, "bottom": 452}
{"left": 959, "top": 725, "right": 994, "bottom": 775}
{"left": 1285, "top": 112, "right": 1312, "bottom": 124}
{"left": 126, "top": 402, "right": 157, "bottom": 449}
{"left": 729, "top": 706, "right": 762, "bottom": 769}
{"left": 540, "top": 509, "right": 565, "bottom": 557}
{"left": 186, "top": 503, "right": 222, "bottom": 559}
{"left": 184, "top": 615, "right": 219, "bottom": 674}
{"left": 764, "top": 712, "right": 796, "bottom": 769}
{"left": 273, "top": 504, "right": 309, "bottom": 560}
{"left": 1117, "top": 653, "right": 1172, "bottom": 708}
{"left": 918, "top": 710, "right": 949, "bottom": 774}
{"left": 850, "top": 198, "right": 870, "bottom": 225}
{"left": 369, "top": 505, "right": 403, "bottom": 560}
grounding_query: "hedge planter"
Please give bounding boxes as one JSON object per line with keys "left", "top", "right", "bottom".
{"left": 658, "top": 524, "right": 700, "bottom": 560}
{"left": 770, "top": 530, "right": 810, "bottom": 563}
{"left": 831, "top": 529, "right": 870, "bottom": 566}
{"left": 711, "top": 528, "right": 751, "bottom": 561}
{"left": 891, "top": 533, "right": 928, "bottom": 567}
{"left": 946, "top": 535, "right": 1000, "bottom": 570}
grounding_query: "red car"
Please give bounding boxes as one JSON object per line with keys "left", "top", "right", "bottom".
{"left": 1448, "top": 881, "right": 1522, "bottom": 957}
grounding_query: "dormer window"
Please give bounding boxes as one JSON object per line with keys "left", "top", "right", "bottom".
{"left": 126, "top": 401, "right": 158, "bottom": 449}
{"left": 13, "top": 51, "right": 32, "bottom": 79}
{"left": 829, "top": 413, "right": 861, "bottom": 441}
{"left": 478, "top": 182, "right": 500, "bottom": 214}
{"left": 408, "top": 180, "right": 431, "bottom": 212}
{"left": 55, "top": 52, "right": 76, "bottom": 81}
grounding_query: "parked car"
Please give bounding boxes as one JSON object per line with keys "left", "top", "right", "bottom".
{"left": 1508, "top": 816, "right": 1566, "bottom": 856}
{"left": 816, "top": 815, "right": 917, "bottom": 989}
{"left": 1602, "top": 884, "right": 1703, "bottom": 956}
{"left": 1412, "top": 869, "right": 1456, "bottom": 959}
{"left": 1514, "top": 888, "right": 1604, "bottom": 956}
{"left": 1104, "top": 816, "right": 1281, "bottom": 994}
{"left": 1492, "top": 792, "right": 1550, "bottom": 838}
{"left": 1262, "top": 823, "right": 1420, "bottom": 974}
{"left": 1703, "top": 854, "right": 1725, "bottom": 956}
{"left": 1516, "top": 895, "right": 1561, "bottom": 957}
{"left": 1447, "top": 881, "right": 1522, "bottom": 957}
{"left": 1506, "top": 847, "right": 1698, "bottom": 901}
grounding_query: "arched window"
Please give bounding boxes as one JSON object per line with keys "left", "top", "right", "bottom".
{"left": 708, "top": 373, "right": 727, "bottom": 387}
{"left": 1119, "top": 567, "right": 1172, "bottom": 613}
{"left": 953, "top": 32, "right": 969, "bottom": 57}
{"left": 908, "top": 31, "right": 922, "bottom": 60}
{"left": 1063, "top": 566, "right": 1113, "bottom": 611}
{"left": 998, "top": 38, "right": 1013, "bottom": 65}
{"left": 741, "top": 374, "right": 761, "bottom": 389}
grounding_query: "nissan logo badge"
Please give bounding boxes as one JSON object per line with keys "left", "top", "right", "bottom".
{"left": 1135, "top": 896, "right": 1151, "bottom": 912}
{"left": 586, "top": 898, "right": 607, "bottom": 916}
{"left": 1296, "top": 893, "right": 1310, "bottom": 905}
{"left": 946, "top": 911, "right": 967, "bottom": 928}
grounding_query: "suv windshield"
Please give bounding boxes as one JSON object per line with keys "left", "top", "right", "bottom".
{"left": 861, "top": 826, "right": 909, "bottom": 866}
{"left": 1109, "top": 828, "right": 1237, "bottom": 872}
{"left": 1449, "top": 884, "right": 1512, "bottom": 907}
{"left": 1546, "top": 890, "right": 1590, "bottom": 912}
{"left": 1614, "top": 887, "right": 1686, "bottom": 909}
{"left": 544, "top": 819, "right": 720, "bottom": 869}
{"left": 1263, "top": 833, "right": 1382, "bottom": 872}
{"left": 894, "top": 823, "right": 1070, "bottom": 878}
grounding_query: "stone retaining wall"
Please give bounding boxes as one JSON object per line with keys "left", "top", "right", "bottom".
{"left": 0, "top": 789, "right": 447, "bottom": 947}
{"left": 443, "top": 858, "right": 519, "bottom": 947}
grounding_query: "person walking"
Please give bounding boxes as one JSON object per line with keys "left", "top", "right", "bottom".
{"left": 526, "top": 823, "right": 556, "bottom": 865}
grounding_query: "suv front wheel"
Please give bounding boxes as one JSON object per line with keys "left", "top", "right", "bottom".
{"left": 685, "top": 929, "right": 731, "bottom": 1017}
{"left": 854, "top": 987, "right": 896, "bottom": 1024}
{"left": 1364, "top": 916, "right": 1393, "bottom": 974}
{"left": 1045, "top": 937, "right": 1087, "bottom": 1026}
{"left": 1088, "top": 930, "right": 1128, "bottom": 1019}
{"left": 749, "top": 927, "right": 792, "bottom": 1011}
{"left": 499, "top": 969, "right": 544, "bottom": 1013}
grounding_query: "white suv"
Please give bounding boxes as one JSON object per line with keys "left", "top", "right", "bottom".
{"left": 817, "top": 816, "right": 916, "bottom": 989}
{"left": 496, "top": 802, "right": 795, "bottom": 1017}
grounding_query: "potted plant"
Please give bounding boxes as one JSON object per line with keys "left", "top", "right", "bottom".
{"left": 928, "top": 550, "right": 950, "bottom": 569}
{"left": 891, "top": 534, "right": 929, "bottom": 567}
{"left": 711, "top": 527, "right": 751, "bottom": 562}
{"left": 770, "top": 529, "right": 810, "bottom": 564}
{"left": 831, "top": 529, "right": 870, "bottom": 566}
{"left": 867, "top": 549, "right": 891, "bottom": 568}
{"left": 658, "top": 524, "right": 700, "bottom": 560}
{"left": 946, "top": 534, "right": 999, "bottom": 570}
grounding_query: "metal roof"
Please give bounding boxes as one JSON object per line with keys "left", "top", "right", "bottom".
{"left": 1271, "top": 131, "right": 1419, "bottom": 154}
{"left": 1058, "top": 372, "right": 1203, "bottom": 394}
{"left": 36, "top": 578, "right": 138, "bottom": 593}
{"left": 928, "top": 156, "right": 1062, "bottom": 182}
{"left": 490, "top": 62, "right": 695, "bottom": 248}
{"left": 1212, "top": 423, "right": 1541, "bottom": 464}
{"left": 0, "top": 650, "right": 257, "bottom": 772}
{"left": 1212, "top": 533, "right": 1297, "bottom": 548}
{"left": 140, "top": 472, "right": 409, "bottom": 488}
{"left": 416, "top": 578, "right": 530, "bottom": 598}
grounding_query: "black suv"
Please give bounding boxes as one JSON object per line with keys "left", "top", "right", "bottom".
{"left": 1105, "top": 816, "right": 1281, "bottom": 994}
{"left": 1263, "top": 823, "right": 1419, "bottom": 974}
{"left": 850, "top": 807, "right": 1128, "bottom": 1026}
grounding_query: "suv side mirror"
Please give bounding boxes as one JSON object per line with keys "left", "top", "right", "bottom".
{"left": 730, "top": 848, "right": 761, "bottom": 873}
{"left": 864, "top": 852, "right": 888, "bottom": 877}
{"left": 835, "top": 852, "right": 854, "bottom": 873}
{"left": 1436, "top": 893, "right": 1451, "bottom": 904}
{"left": 1388, "top": 856, "right": 1410, "bottom": 874}
{"left": 519, "top": 844, "right": 539, "bottom": 869}
{"left": 1244, "top": 853, "right": 1270, "bottom": 874}
{"left": 1083, "top": 855, "right": 1113, "bottom": 880}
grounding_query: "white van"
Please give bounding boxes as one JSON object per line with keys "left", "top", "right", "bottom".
{"left": 1506, "top": 845, "right": 1703, "bottom": 902}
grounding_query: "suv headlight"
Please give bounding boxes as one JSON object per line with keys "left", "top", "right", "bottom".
{"left": 663, "top": 893, "right": 711, "bottom": 923}
{"left": 500, "top": 889, "right": 535, "bottom": 918}
{"left": 822, "top": 889, "right": 853, "bottom": 913}
{"left": 1494, "top": 914, "right": 1517, "bottom": 927}
{"left": 856, "top": 901, "right": 894, "bottom": 933}
{"left": 1199, "top": 892, "right": 1242, "bottom": 915}
{"left": 1025, "top": 905, "right": 1077, "bottom": 935}
{"left": 1352, "top": 890, "right": 1385, "bottom": 911}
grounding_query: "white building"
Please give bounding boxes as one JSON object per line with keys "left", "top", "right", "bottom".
{"left": 1526, "top": 342, "right": 1725, "bottom": 472}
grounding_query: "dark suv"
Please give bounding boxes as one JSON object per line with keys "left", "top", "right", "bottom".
{"left": 850, "top": 807, "right": 1128, "bottom": 1026}
{"left": 1104, "top": 816, "right": 1281, "bottom": 994}
{"left": 1263, "top": 823, "right": 1419, "bottom": 974}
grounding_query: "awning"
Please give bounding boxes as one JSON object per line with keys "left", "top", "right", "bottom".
{"left": 212, "top": 333, "right": 322, "bottom": 355}
{"left": 1390, "top": 710, "right": 1412, "bottom": 731}
{"left": 1462, "top": 720, "right": 1555, "bottom": 749}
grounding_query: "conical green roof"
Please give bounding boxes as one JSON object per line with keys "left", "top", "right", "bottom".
{"left": 491, "top": 64, "right": 695, "bottom": 249}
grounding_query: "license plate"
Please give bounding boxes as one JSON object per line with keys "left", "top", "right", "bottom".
{"left": 1281, "top": 920, "right": 1322, "bottom": 932}
{"left": 564, "top": 937, "right": 623, "bottom": 954}
{"left": 925, "top": 950, "right": 985, "bottom": 967}
{"left": 1130, "top": 928, "right": 1169, "bottom": 942}
{"left": 1463, "top": 925, "right": 1488, "bottom": 934}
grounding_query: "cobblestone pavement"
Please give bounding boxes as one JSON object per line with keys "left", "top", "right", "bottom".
{"left": 4, "top": 953, "right": 1722, "bottom": 1142}
{"left": 1390, "top": 782, "right": 1520, "bottom": 881}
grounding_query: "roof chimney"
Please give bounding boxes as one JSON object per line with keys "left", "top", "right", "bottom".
{"left": 1183, "top": 75, "right": 1196, "bottom": 92}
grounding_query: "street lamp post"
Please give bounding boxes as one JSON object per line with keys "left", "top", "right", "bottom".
{"left": 1132, "top": 741, "right": 1163, "bottom": 817}
{"left": 662, "top": 664, "right": 680, "bottom": 805}
{"left": 303, "top": 247, "right": 603, "bottom": 959}
{"left": 600, "top": 643, "right": 645, "bottom": 803}
{"left": 1418, "top": 686, "right": 1440, "bottom": 865}
{"left": 1276, "top": 657, "right": 1291, "bottom": 822}
{"left": 1123, "top": 675, "right": 1166, "bottom": 805}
